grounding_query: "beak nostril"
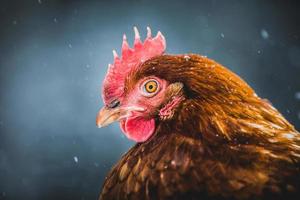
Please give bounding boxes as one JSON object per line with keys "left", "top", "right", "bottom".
{"left": 108, "top": 99, "right": 120, "bottom": 109}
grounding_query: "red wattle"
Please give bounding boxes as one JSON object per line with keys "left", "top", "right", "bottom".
{"left": 119, "top": 117, "right": 155, "bottom": 142}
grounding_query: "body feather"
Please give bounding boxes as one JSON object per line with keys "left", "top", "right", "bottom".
{"left": 99, "top": 54, "right": 300, "bottom": 200}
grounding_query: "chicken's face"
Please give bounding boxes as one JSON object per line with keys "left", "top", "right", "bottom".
{"left": 96, "top": 27, "right": 177, "bottom": 142}
{"left": 119, "top": 77, "right": 168, "bottom": 142}
{"left": 97, "top": 75, "right": 184, "bottom": 142}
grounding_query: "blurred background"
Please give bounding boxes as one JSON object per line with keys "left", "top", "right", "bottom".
{"left": 0, "top": 0, "right": 299, "bottom": 199}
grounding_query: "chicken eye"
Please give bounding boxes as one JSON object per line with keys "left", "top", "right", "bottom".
{"left": 142, "top": 79, "right": 159, "bottom": 96}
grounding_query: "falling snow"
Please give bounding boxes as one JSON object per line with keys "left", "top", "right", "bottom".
{"left": 184, "top": 55, "right": 190, "bottom": 61}
{"left": 73, "top": 156, "right": 78, "bottom": 163}
{"left": 261, "top": 29, "right": 269, "bottom": 39}
{"left": 295, "top": 92, "right": 300, "bottom": 100}
{"left": 1, "top": 2, "right": 299, "bottom": 199}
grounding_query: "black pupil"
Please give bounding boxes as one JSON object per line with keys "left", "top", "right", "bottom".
{"left": 148, "top": 85, "right": 153, "bottom": 90}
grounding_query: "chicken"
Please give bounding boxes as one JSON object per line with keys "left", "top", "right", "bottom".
{"left": 96, "top": 27, "right": 300, "bottom": 200}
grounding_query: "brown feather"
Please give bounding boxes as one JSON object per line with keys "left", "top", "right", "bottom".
{"left": 99, "top": 54, "right": 300, "bottom": 200}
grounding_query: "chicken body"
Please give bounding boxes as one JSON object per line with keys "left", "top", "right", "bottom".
{"left": 100, "top": 133, "right": 299, "bottom": 200}
{"left": 98, "top": 54, "right": 300, "bottom": 200}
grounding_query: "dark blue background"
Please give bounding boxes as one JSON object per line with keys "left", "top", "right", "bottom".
{"left": 0, "top": 0, "right": 299, "bottom": 199}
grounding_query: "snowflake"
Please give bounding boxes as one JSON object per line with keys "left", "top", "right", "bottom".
{"left": 73, "top": 156, "right": 78, "bottom": 163}
{"left": 261, "top": 29, "right": 269, "bottom": 39}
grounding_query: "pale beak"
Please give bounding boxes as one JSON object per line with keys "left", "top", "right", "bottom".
{"left": 96, "top": 106, "right": 145, "bottom": 128}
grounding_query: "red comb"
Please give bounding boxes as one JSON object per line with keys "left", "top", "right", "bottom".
{"left": 102, "top": 27, "right": 166, "bottom": 105}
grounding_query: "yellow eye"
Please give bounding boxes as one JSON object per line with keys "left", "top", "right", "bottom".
{"left": 145, "top": 80, "right": 158, "bottom": 93}
{"left": 142, "top": 80, "right": 159, "bottom": 96}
